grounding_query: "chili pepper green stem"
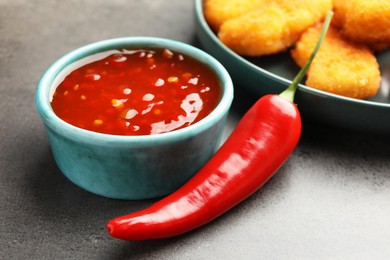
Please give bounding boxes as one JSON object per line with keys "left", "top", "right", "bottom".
{"left": 279, "top": 11, "right": 333, "bottom": 102}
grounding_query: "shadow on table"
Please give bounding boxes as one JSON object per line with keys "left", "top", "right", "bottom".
{"left": 25, "top": 145, "right": 159, "bottom": 245}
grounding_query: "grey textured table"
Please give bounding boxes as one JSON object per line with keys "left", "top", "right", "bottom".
{"left": 1, "top": 1, "right": 390, "bottom": 259}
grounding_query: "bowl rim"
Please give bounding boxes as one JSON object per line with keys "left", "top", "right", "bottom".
{"left": 35, "top": 36, "right": 234, "bottom": 146}
{"left": 194, "top": 0, "right": 390, "bottom": 109}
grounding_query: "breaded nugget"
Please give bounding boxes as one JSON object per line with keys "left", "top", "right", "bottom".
{"left": 218, "top": 0, "right": 332, "bottom": 56}
{"left": 332, "top": 0, "right": 390, "bottom": 51}
{"left": 218, "top": 4, "right": 287, "bottom": 56}
{"left": 204, "top": 0, "right": 265, "bottom": 32}
{"left": 291, "top": 24, "right": 381, "bottom": 99}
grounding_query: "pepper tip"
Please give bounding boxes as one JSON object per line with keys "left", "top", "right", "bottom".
{"left": 106, "top": 221, "right": 114, "bottom": 236}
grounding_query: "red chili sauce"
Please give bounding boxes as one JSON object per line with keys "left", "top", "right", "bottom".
{"left": 51, "top": 48, "right": 222, "bottom": 135}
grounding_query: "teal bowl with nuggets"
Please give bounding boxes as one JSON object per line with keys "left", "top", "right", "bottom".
{"left": 194, "top": 0, "right": 390, "bottom": 134}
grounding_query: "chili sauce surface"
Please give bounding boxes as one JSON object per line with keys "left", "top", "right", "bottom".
{"left": 51, "top": 48, "right": 221, "bottom": 135}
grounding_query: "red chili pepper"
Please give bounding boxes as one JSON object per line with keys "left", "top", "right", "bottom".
{"left": 107, "top": 12, "right": 333, "bottom": 241}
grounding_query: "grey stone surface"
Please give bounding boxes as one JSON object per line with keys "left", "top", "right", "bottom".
{"left": 1, "top": 0, "right": 390, "bottom": 259}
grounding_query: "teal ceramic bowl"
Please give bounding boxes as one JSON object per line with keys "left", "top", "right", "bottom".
{"left": 35, "top": 37, "right": 234, "bottom": 200}
{"left": 194, "top": 0, "right": 390, "bottom": 134}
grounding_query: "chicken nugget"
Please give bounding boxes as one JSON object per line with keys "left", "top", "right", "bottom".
{"left": 291, "top": 24, "right": 381, "bottom": 99}
{"left": 204, "top": 0, "right": 265, "bottom": 32}
{"left": 218, "top": 4, "right": 287, "bottom": 56}
{"left": 333, "top": 0, "right": 390, "bottom": 51}
{"left": 218, "top": 0, "right": 332, "bottom": 56}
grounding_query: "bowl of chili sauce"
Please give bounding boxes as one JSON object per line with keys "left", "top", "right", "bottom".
{"left": 36, "top": 37, "right": 234, "bottom": 199}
